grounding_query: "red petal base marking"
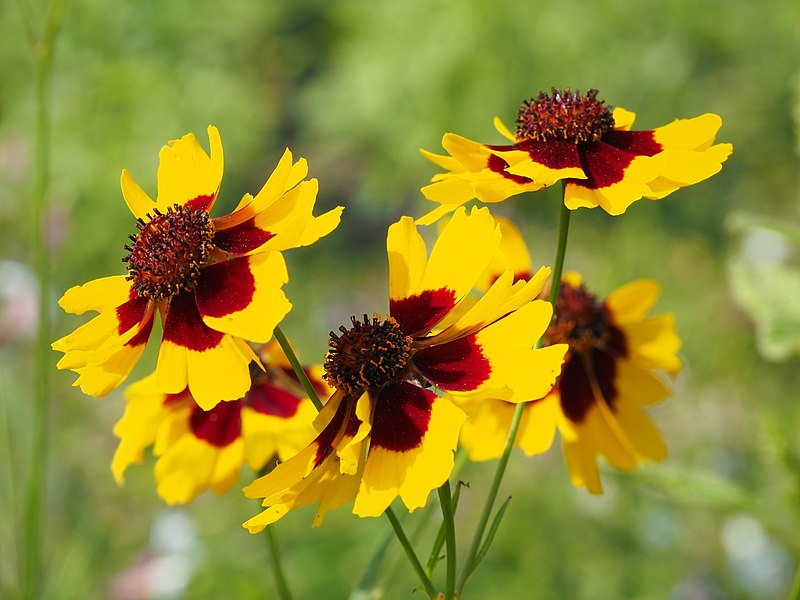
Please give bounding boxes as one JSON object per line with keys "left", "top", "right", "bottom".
{"left": 486, "top": 154, "right": 534, "bottom": 184}
{"left": 312, "top": 397, "right": 360, "bottom": 468}
{"left": 568, "top": 131, "right": 662, "bottom": 190}
{"left": 163, "top": 390, "right": 192, "bottom": 406}
{"left": 189, "top": 400, "right": 242, "bottom": 448}
{"left": 213, "top": 217, "right": 275, "bottom": 255}
{"left": 412, "top": 334, "right": 491, "bottom": 392}
{"left": 116, "top": 293, "right": 150, "bottom": 335}
{"left": 390, "top": 288, "right": 456, "bottom": 337}
{"left": 246, "top": 383, "right": 302, "bottom": 418}
{"left": 560, "top": 325, "right": 627, "bottom": 422}
{"left": 125, "top": 310, "right": 155, "bottom": 348}
{"left": 194, "top": 257, "right": 256, "bottom": 318}
{"left": 602, "top": 130, "right": 662, "bottom": 157}
{"left": 515, "top": 139, "right": 583, "bottom": 171}
{"left": 370, "top": 382, "right": 434, "bottom": 452}
{"left": 161, "top": 291, "right": 224, "bottom": 351}
{"left": 186, "top": 194, "right": 216, "bottom": 212}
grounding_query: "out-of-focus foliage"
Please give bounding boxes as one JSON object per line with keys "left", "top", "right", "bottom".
{"left": 728, "top": 214, "right": 800, "bottom": 362}
{"left": 2, "top": 0, "right": 800, "bottom": 598}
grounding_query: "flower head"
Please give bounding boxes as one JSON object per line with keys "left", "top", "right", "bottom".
{"left": 420, "top": 88, "right": 732, "bottom": 223}
{"left": 242, "top": 207, "right": 567, "bottom": 531}
{"left": 112, "top": 341, "right": 327, "bottom": 504}
{"left": 457, "top": 219, "right": 681, "bottom": 492}
{"left": 52, "top": 127, "right": 342, "bottom": 408}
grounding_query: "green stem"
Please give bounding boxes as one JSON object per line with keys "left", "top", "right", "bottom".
{"left": 548, "top": 198, "right": 571, "bottom": 307}
{"left": 455, "top": 191, "right": 572, "bottom": 597}
{"left": 273, "top": 325, "right": 323, "bottom": 411}
{"left": 454, "top": 404, "right": 522, "bottom": 596}
{"left": 384, "top": 507, "right": 437, "bottom": 599}
{"left": 265, "top": 526, "right": 294, "bottom": 600}
{"left": 437, "top": 483, "right": 456, "bottom": 600}
{"left": 23, "top": 1, "right": 65, "bottom": 597}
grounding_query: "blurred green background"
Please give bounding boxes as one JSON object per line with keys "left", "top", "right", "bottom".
{"left": 2, "top": 0, "right": 800, "bottom": 598}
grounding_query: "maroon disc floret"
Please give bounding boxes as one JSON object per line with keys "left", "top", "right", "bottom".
{"left": 515, "top": 88, "right": 614, "bottom": 144}
{"left": 123, "top": 204, "right": 215, "bottom": 300}
{"left": 324, "top": 314, "right": 413, "bottom": 397}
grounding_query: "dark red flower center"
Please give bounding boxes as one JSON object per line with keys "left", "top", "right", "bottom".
{"left": 547, "top": 281, "right": 613, "bottom": 352}
{"left": 123, "top": 204, "right": 215, "bottom": 300}
{"left": 515, "top": 88, "right": 614, "bottom": 144}
{"left": 546, "top": 281, "right": 628, "bottom": 422}
{"left": 324, "top": 314, "right": 413, "bottom": 397}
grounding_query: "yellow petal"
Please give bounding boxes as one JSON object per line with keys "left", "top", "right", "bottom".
{"left": 612, "top": 107, "right": 636, "bottom": 131}
{"left": 614, "top": 404, "right": 667, "bottom": 462}
{"left": 517, "top": 395, "right": 560, "bottom": 456}
{"left": 121, "top": 169, "right": 155, "bottom": 221}
{"left": 645, "top": 143, "right": 733, "bottom": 200}
{"left": 111, "top": 373, "right": 169, "bottom": 483}
{"left": 434, "top": 266, "right": 550, "bottom": 345}
{"left": 562, "top": 435, "right": 603, "bottom": 494}
{"left": 652, "top": 113, "right": 723, "bottom": 151}
{"left": 615, "top": 361, "right": 672, "bottom": 408}
{"left": 605, "top": 279, "right": 660, "bottom": 325}
{"left": 186, "top": 335, "right": 256, "bottom": 410}
{"left": 155, "top": 125, "right": 223, "bottom": 211}
{"left": 156, "top": 340, "right": 189, "bottom": 395}
{"left": 475, "top": 216, "right": 534, "bottom": 293}
{"left": 492, "top": 116, "right": 516, "bottom": 142}
{"left": 457, "top": 398, "right": 516, "bottom": 461}
{"left": 563, "top": 154, "right": 662, "bottom": 215}
{"left": 155, "top": 436, "right": 218, "bottom": 504}
{"left": 621, "top": 315, "right": 682, "bottom": 375}
{"left": 387, "top": 216, "right": 428, "bottom": 300}
{"left": 420, "top": 206, "right": 500, "bottom": 304}
{"left": 58, "top": 276, "right": 132, "bottom": 315}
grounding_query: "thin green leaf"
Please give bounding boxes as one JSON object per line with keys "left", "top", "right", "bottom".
{"left": 426, "top": 481, "right": 465, "bottom": 577}
{"left": 468, "top": 495, "right": 512, "bottom": 578}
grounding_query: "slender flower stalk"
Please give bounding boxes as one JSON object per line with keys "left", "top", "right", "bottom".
{"left": 437, "top": 482, "right": 457, "bottom": 600}
{"left": 254, "top": 459, "right": 302, "bottom": 600}
{"left": 265, "top": 526, "right": 294, "bottom": 600}
{"left": 273, "top": 326, "right": 324, "bottom": 411}
{"left": 456, "top": 188, "right": 572, "bottom": 596}
{"left": 25, "top": 0, "right": 66, "bottom": 597}
{"left": 385, "top": 507, "right": 437, "bottom": 599}
{"left": 548, "top": 195, "right": 571, "bottom": 304}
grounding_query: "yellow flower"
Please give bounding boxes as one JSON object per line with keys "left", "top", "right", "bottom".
{"left": 52, "top": 127, "right": 342, "bottom": 408}
{"left": 112, "top": 341, "right": 327, "bottom": 504}
{"left": 420, "top": 88, "right": 732, "bottom": 223}
{"left": 458, "top": 218, "right": 681, "bottom": 493}
{"left": 242, "top": 207, "right": 567, "bottom": 532}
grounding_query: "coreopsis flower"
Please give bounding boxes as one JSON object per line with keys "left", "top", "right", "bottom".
{"left": 457, "top": 219, "right": 681, "bottom": 492}
{"left": 242, "top": 207, "right": 567, "bottom": 532}
{"left": 52, "top": 126, "right": 342, "bottom": 408}
{"left": 112, "top": 341, "right": 327, "bottom": 504}
{"left": 420, "top": 88, "right": 732, "bottom": 223}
